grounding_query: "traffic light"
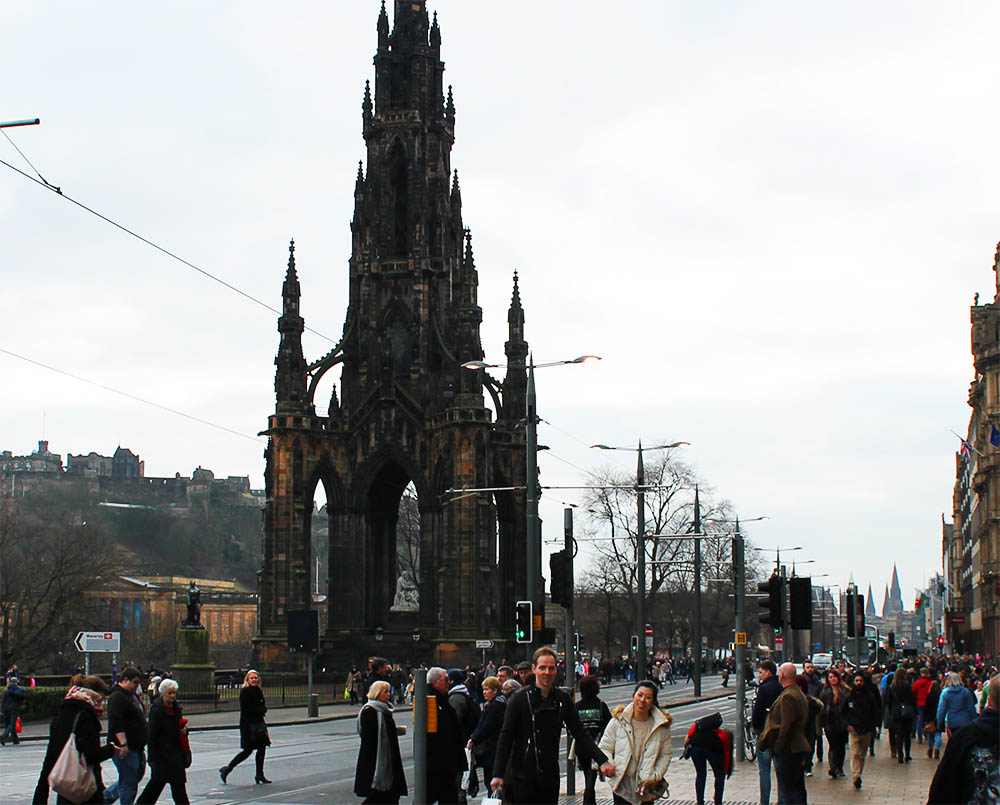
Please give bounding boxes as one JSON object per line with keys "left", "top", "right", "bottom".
{"left": 937, "top": 636, "right": 945, "bottom": 646}
{"left": 573, "top": 632, "right": 580, "bottom": 653}
{"left": 856, "top": 593, "right": 865, "bottom": 635}
{"left": 758, "top": 576, "right": 782, "bottom": 628}
{"left": 789, "top": 577, "right": 812, "bottom": 630}
{"left": 846, "top": 592, "right": 857, "bottom": 637}
{"left": 549, "top": 549, "right": 573, "bottom": 607}
{"left": 630, "top": 634, "right": 639, "bottom": 653}
{"left": 515, "top": 600, "right": 532, "bottom": 643}
{"left": 888, "top": 631, "right": 896, "bottom": 649}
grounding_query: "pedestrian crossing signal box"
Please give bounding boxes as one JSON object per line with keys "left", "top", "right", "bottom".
{"left": 630, "top": 635, "right": 639, "bottom": 653}
{"left": 426, "top": 696, "right": 438, "bottom": 733}
{"left": 515, "top": 600, "right": 533, "bottom": 643}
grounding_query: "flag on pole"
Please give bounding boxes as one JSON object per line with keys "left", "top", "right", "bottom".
{"left": 951, "top": 429, "right": 982, "bottom": 457}
{"left": 991, "top": 424, "right": 1000, "bottom": 447}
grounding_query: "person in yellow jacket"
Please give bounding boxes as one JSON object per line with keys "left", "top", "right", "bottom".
{"left": 598, "top": 681, "right": 673, "bottom": 804}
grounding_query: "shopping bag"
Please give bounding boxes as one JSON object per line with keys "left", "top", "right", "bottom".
{"left": 344, "top": 687, "right": 351, "bottom": 700}
{"left": 461, "top": 746, "right": 474, "bottom": 792}
{"left": 48, "top": 714, "right": 96, "bottom": 803}
{"left": 480, "top": 784, "right": 503, "bottom": 805}
{"left": 15, "top": 717, "right": 22, "bottom": 733}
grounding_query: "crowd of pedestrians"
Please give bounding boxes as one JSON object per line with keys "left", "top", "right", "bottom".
{"left": 7, "top": 649, "right": 997, "bottom": 804}
{"left": 743, "top": 653, "right": 999, "bottom": 804}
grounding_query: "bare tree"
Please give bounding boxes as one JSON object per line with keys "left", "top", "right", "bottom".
{"left": 396, "top": 482, "right": 420, "bottom": 583}
{"left": 0, "top": 497, "right": 127, "bottom": 672}
{"left": 579, "top": 448, "right": 742, "bottom": 657}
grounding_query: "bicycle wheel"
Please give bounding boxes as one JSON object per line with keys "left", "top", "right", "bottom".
{"left": 744, "top": 722, "right": 757, "bottom": 760}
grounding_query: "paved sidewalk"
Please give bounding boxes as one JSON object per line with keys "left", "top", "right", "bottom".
{"left": 560, "top": 736, "right": 940, "bottom": 804}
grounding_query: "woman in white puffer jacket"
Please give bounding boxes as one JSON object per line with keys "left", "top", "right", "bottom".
{"left": 598, "top": 680, "right": 673, "bottom": 804}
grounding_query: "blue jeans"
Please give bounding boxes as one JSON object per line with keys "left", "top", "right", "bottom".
{"left": 915, "top": 706, "right": 924, "bottom": 740}
{"left": 690, "top": 744, "right": 726, "bottom": 804}
{"left": 757, "top": 746, "right": 773, "bottom": 803}
{"left": 104, "top": 750, "right": 146, "bottom": 804}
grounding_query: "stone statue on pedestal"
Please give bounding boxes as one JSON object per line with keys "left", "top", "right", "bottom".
{"left": 183, "top": 580, "right": 203, "bottom": 628}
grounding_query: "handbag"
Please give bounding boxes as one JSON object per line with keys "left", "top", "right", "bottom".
{"left": 15, "top": 717, "right": 22, "bottom": 733}
{"left": 249, "top": 721, "right": 270, "bottom": 747}
{"left": 923, "top": 721, "right": 937, "bottom": 734}
{"left": 639, "top": 778, "right": 669, "bottom": 802}
{"left": 48, "top": 713, "right": 97, "bottom": 803}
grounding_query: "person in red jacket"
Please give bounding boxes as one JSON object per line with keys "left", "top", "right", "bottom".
{"left": 911, "top": 667, "right": 933, "bottom": 745}
{"left": 683, "top": 713, "right": 733, "bottom": 805}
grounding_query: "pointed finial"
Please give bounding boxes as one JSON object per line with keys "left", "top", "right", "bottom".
{"left": 464, "top": 227, "right": 474, "bottom": 262}
{"left": 452, "top": 169, "right": 460, "bottom": 192}
{"left": 446, "top": 84, "right": 455, "bottom": 116}
{"left": 363, "top": 79, "right": 372, "bottom": 111}
{"left": 357, "top": 160, "right": 364, "bottom": 181}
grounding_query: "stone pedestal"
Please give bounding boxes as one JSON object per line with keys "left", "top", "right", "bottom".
{"left": 172, "top": 626, "right": 215, "bottom": 700}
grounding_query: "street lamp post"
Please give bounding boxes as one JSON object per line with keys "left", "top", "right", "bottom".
{"left": 463, "top": 354, "right": 598, "bottom": 655}
{"left": 592, "top": 440, "right": 689, "bottom": 683}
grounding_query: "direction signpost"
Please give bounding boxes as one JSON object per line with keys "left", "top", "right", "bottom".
{"left": 74, "top": 631, "right": 120, "bottom": 675}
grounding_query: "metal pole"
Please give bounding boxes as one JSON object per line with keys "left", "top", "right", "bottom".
{"left": 564, "top": 508, "right": 576, "bottom": 797}
{"left": 636, "top": 443, "right": 646, "bottom": 682}
{"left": 564, "top": 508, "right": 576, "bottom": 692}
{"left": 526, "top": 359, "right": 539, "bottom": 658}
{"left": 734, "top": 522, "right": 747, "bottom": 762}
{"left": 85, "top": 653, "right": 91, "bottom": 676}
{"left": 779, "top": 565, "right": 788, "bottom": 664}
{"left": 413, "top": 669, "right": 427, "bottom": 804}
{"left": 693, "top": 487, "right": 702, "bottom": 697}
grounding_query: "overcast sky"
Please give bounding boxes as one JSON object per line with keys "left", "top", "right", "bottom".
{"left": 4, "top": 1, "right": 998, "bottom": 614}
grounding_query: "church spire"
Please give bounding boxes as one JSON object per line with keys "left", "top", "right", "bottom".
{"left": 275, "top": 240, "right": 308, "bottom": 414}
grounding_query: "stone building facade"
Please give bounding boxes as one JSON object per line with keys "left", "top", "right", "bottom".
{"left": 256, "top": 1, "right": 531, "bottom": 668}
{"left": 951, "top": 242, "right": 1000, "bottom": 655}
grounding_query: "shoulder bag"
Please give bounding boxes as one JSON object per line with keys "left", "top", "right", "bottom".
{"left": 48, "top": 712, "right": 97, "bottom": 803}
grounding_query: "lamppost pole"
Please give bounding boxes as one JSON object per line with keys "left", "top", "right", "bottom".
{"left": 734, "top": 519, "right": 747, "bottom": 760}
{"left": 693, "top": 486, "right": 703, "bottom": 697}
{"left": 636, "top": 442, "right": 647, "bottom": 682}
{"left": 526, "top": 359, "right": 539, "bottom": 657}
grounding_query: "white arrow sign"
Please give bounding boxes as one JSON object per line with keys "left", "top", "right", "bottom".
{"left": 74, "top": 631, "right": 121, "bottom": 653}
{"left": 475, "top": 639, "right": 494, "bottom": 649}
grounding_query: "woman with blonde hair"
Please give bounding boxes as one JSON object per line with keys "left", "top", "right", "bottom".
{"left": 33, "top": 674, "right": 119, "bottom": 803}
{"left": 354, "top": 680, "right": 407, "bottom": 803}
{"left": 598, "top": 680, "right": 673, "bottom": 804}
{"left": 219, "top": 670, "right": 270, "bottom": 784}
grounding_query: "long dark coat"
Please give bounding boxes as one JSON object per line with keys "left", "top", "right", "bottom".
{"left": 33, "top": 698, "right": 114, "bottom": 804}
{"left": 238, "top": 685, "right": 269, "bottom": 750}
{"left": 146, "top": 698, "right": 187, "bottom": 785}
{"left": 354, "top": 704, "right": 408, "bottom": 799}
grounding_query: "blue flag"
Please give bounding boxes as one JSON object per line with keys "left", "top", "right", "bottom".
{"left": 991, "top": 424, "right": 1000, "bottom": 448}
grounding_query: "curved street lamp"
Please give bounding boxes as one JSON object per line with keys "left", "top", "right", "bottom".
{"left": 588, "top": 440, "right": 689, "bottom": 682}
{"left": 463, "top": 353, "right": 600, "bottom": 655}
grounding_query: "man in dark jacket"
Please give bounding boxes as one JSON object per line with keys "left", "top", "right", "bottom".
{"left": 928, "top": 674, "right": 999, "bottom": 804}
{"left": 427, "top": 666, "right": 467, "bottom": 803}
{"left": 491, "top": 648, "right": 614, "bottom": 804}
{"left": 446, "top": 668, "right": 480, "bottom": 802}
{"left": 751, "top": 660, "right": 781, "bottom": 804}
{"left": 843, "top": 670, "right": 881, "bottom": 790}
{"left": 801, "top": 662, "right": 824, "bottom": 769}
{"left": 104, "top": 668, "right": 148, "bottom": 804}
{"left": 0, "top": 677, "right": 26, "bottom": 746}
